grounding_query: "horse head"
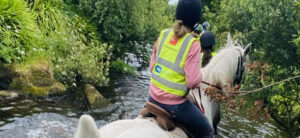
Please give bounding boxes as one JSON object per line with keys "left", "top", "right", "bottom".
{"left": 201, "top": 33, "right": 251, "bottom": 95}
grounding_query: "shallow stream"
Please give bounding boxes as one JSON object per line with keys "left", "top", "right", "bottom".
{"left": 0, "top": 69, "right": 289, "bottom": 138}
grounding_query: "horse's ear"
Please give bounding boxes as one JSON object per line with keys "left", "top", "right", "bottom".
{"left": 243, "top": 43, "right": 252, "bottom": 56}
{"left": 226, "top": 32, "right": 233, "bottom": 47}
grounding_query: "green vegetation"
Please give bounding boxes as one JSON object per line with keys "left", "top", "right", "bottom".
{"left": 0, "top": 0, "right": 112, "bottom": 90}
{"left": 0, "top": 0, "right": 41, "bottom": 63}
{"left": 203, "top": 0, "right": 300, "bottom": 136}
{"left": 29, "top": 0, "right": 112, "bottom": 88}
{"left": 110, "top": 58, "right": 137, "bottom": 75}
{"left": 73, "top": 0, "right": 173, "bottom": 66}
{"left": 0, "top": 0, "right": 173, "bottom": 106}
{"left": 295, "top": 1, "right": 300, "bottom": 54}
{"left": 1, "top": 0, "right": 299, "bottom": 135}
{"left": 0, "top": 0, "right": 174, "bottom": 88}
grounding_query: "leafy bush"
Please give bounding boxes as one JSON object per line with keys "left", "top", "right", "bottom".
{"left": 110, "top": 58, "right": 137, "bottom": 75}
{"left": 243, "top": 62, "right": 300, "bottom": 135}
{"left": 0, "top": 0, "right": 42, "bottom": 63}
{"left": 0, "top": 0, "right": 112, "bottom": 89}
{"left": 76, "top": 0, "right": 173, "bottom": 66}
{"left": 294, "top": 1, "right": 300, "bottom": 54}
{"left": 26, "top": 0, "right": 112, "bottom": 88}
{"left": 204, "top": 0, "right": 300, "bottom": 135}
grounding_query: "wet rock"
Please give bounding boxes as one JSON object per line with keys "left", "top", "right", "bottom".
{"left": 8, "top": 60, "right": 66, "bottom": 96}
{"left": 0, "top": 64, "right": 13, "bottom": 90}
{"left": 48, "top": 82, "right": 66, "bottom": 95}
{"left": 84, "top": 84, "right": 109, "bottom": 108}
{"left": 0, "top": 90, "right": 19, "bottom": 100}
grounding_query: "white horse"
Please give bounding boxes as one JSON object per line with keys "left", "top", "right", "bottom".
{"left": 74, "top": 34, "right": 251, "bottom": 138}
{"left": 188, "top": 34, "right": 251, "bottom": 134}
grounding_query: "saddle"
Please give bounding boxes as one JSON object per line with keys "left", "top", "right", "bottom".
{"left": 140, "top": 102, "right": 175, "bottom": 131}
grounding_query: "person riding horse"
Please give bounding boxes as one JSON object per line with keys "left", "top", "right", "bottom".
{"left": 200, "top": 31, "right": 216, "bottom": 67}
{"left": 147, "top": 0, "right": 214, "bottom": 137}
{"left": 74, "top": 34, "right": 252, "bottom": 138}
{"left": 193, "top": 22, "right": 216, "bottom": 67}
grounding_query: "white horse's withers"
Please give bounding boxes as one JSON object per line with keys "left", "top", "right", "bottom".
{"left": 74, "top": 34, "right": 251, "bottom": 138}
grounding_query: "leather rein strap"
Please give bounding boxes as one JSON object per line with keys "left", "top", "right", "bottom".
{"left": 201, "top": 80, "right": 222, "bottom": 90}
{"left": 191, "top": 81, "right": 222, "bottom": 113}
{"left": 191, "top": 87, "right": 205, "bottom": 114}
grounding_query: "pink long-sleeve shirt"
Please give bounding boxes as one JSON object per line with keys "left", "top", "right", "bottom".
{"left": 149, "top": 35, "right": 202, "bottom": 105}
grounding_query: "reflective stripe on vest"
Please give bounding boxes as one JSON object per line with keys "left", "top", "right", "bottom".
{"left": 151, "top": 29, "right": 196, "bottom": 96}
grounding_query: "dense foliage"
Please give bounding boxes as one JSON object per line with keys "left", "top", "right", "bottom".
{"left": 0, "top": 0, "right": 41, "bottom": 63}
{"left": 0, "top": 0, "right": 175, "bottom": 93}
{"left": 0, "top": 0, "right": 112, "bottom": 89}
{"left": 295, "top": 1, "right": 300, "bottom": 54}
{"left": 203, "top": 0, "right": 300, "bottom": 135}
{"left": 70, "top": 0, "right": 174, "bottom": 66}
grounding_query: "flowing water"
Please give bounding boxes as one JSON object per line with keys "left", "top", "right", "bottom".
{"left": 0, "top": 69, "right": 290, "bottom": 138}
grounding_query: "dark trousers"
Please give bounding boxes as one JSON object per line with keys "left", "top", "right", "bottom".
{"left": 148, "top": 96, "right": 214, "bottom": 138}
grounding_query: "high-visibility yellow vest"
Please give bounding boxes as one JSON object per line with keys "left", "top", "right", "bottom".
{"left": 150, "top": 29, "right": 197, "bottom": 96}
{"left": 212, "top": 51, "right": 216, "bottom": 57}
{"left": 199, "top": 31, "right": 204, "bottom": 38}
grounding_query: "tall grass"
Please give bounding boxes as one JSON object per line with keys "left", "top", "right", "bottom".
{"left": 28, "top": 0, "right": 112, "bottom": 88}
{"left": 0, "top": 0, "right": 42, "bottom": 63}
{"left": 1, "top": 0, "right": 112, "bottom": 88}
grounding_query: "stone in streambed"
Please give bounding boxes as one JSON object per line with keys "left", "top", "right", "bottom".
{"left": 84, "top": 84, "right": 109, "bottom": 108}
{"left": 8, "top": 60, "right": 66, "bottom": 97}
{"left": 0, "top": 90, "right": 19, "bottom": 100}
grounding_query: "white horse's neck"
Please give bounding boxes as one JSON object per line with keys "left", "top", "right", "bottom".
{"left": 191, "top": 34, "right": 251, "bottom": 127}
{"left": 201, "top": 46, "right": 243, "bottom": 88}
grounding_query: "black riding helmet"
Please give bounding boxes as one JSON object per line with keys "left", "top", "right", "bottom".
{"left": 200, "top": 31, "right": 215, "bottom": 50}
{"left": 175, "top": 0, "right": 203, "bottom": 29}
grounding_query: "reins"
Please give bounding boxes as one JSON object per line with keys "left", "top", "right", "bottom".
{"left": 191, "top": 87, "right": 205, "bottom": 113}
{"left": 203, "top": 75, "right": 300, "bottom": 96}
{"left": 201, "top": 81, "right": 222, "bottom": 90}
{"left": 237, "top": 75, "right": 300, "bottom": 95}
{"left": 192, "top": 81, "right": 222, "bottom": 113}
{"left": 192, "top": 48, "right": 243, "bottom": 113}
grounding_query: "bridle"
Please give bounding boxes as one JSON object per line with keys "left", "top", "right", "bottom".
{"left": 233, "top": 49, "right": 245, "bottom": 86}
{"left": 200, "top": 48, "right": 245, "bottom": 90}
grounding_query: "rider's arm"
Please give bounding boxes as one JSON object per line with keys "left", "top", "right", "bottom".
{"left": 149, "top": 38, "right": 159, "bottom": 73}
{"left": 185, "top": 40, "right": 202, "bottom": 89}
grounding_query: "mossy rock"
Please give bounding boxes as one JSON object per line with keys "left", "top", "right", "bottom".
{"left": 8, "top": 60, "right": 66, "bottom": 96}
{"left": 12, "top": 60, "right": 54, "bottom": 87}
{"left": 29, "top": 66, "right": 54, "bottom": 86}
{"left": 84, "top": 84, "right": 109, "bottom": 108}
{"left": 0, "top": 90, "right": 19, "bottom": 100}
{"left": 48, "top": 82, "right": 66, "bottom": 95}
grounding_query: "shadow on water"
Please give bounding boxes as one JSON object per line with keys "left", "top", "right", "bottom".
{"left": 0, "top": 68, "right": 291, "bottom": 138}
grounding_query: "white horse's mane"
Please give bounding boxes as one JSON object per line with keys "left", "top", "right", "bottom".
{"left": 201, "top": 34, "right": 249, "bottom": 89}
